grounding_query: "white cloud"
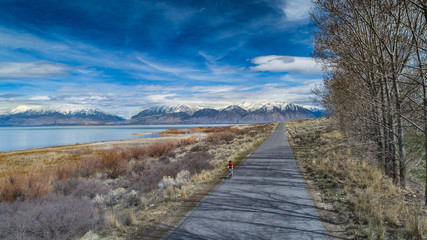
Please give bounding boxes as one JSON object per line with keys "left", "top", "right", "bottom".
{"left": 29, "top": 96, "right": 50, "bottom": 101}
{"left": 191, "top": 85, "right": 239, "bottom": 93}
{"left": 280, "top": 74, "right": 323, "bottom": 85}
{"left": 250, "top": 55, "right": 322, "bottom": 74}
{"left": 0, "top": 61, "right": 71, "bottom": 79}
{"left": 282, "top": 0, "right": 311, "bottom": 22}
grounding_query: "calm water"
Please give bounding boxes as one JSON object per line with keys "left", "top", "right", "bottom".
{"left": 0, "top": 124, "right": 227, "bottom": 152}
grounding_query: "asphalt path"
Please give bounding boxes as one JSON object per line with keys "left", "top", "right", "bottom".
{"left": 164, "top": 123, "right": 328, "bottom": 240}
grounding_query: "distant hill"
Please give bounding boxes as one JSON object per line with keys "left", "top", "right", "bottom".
{"left": 0, "top": 105, "right": 126, "bottom": 127}
{"left": 128, "top": 102, "right": 328, "bottom": 124}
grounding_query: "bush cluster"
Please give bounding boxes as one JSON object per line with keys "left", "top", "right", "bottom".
{"left": 206, "top": 132, "right": 236, "bottom": 144}
{"left": 0, "top": 195, "right": 101, "bottom": 240}
{"left": 0, "top": 174, "right": 51, "bottom": 202}
{"left": 128, "top": 151, "right": 213, "bottom": 193}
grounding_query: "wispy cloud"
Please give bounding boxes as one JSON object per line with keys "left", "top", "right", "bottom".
{"left": 250, "top": 55, "right": 322, "bottom": 74}
{"left": 282, "top": 0, "right": 312, "bottom": 22}
{"left": 0, "top": 61, "right": 71, "bottom": 79}
{"left": 0, "top": 0, "right": 320, "bottom": 117}
{"left": 29, "top": 96, "right": 50, "bottom": 101}
{"left": 0, "top": 94, "right": 24, "bottom": 98}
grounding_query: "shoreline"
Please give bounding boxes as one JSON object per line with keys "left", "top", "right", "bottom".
{"left": 0, "top": 133, "right": 204, "bottom": 178}
{"left": 0, "top": 133, "right": 162, "bottom": 154}
{"left": 0, "top": 124, "right": 234, "bottom": 153}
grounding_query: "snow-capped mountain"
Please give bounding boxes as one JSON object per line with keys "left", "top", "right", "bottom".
{"left": 237, "top": 102, "right": 289, "bottom": 112}
{"left": 131, "top": 104, "right": 200, "bottom": 119}
{"left": 9, "top": 105, "right": 108, "bottom": 115}
{"left": 129, "top": 102, "right": 328, "bottom": 124}
{"left": 1, "top": 105, "right": 126, "bottom": 126}
{"left": 0, "top": 102, "right": 328, "bottom": 126}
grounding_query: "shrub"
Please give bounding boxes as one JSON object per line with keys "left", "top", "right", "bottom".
{"left": 0, "top": 174, "right": 51, "bottom": 202}
{"left": 159, "top": 151, "right": 176, "bottom": 164}
{"left": 94, "top": 187, "right": 127, "bottom": 208}
{"left": 129, "top": 150, "right": 211, "bottom": 194}
{"left": 146, "top": 142, "right": 176, "bottom": 157}
{"left": 123, "top": 147, "right": 146, "bottom": 160}
{"left": 158, "top": 176, "right": 176, "bottom": 190}
{"left": 53, "top": 179, "right": 109, "bottom": 199}
{"left": 0, "top": 195, "right": 101, "bottom": 240}
{"left": 206, "top": 132, "right": 236, "bottom": 144}
{"left": 181, "top": 152, "right": 213, "bottom": 174}
{"left": 129, "top": 160, "right": 180, "bottom": 193}
{"left": 0, "top": 175, "right": 25, "bottom": 202}
{"left": 159, "top": 155, "right": 171, "bottom": 164}
{"left": 175, "top": 170, "right": 191, "bottom": 185}
{"left": 55, "top": 164, "right": 79, "bottom": 180}
{"left": 75, "top": 159, "right": 99, "bottom": 178}
{"left": 177, "top": 136, "right": 198, "bottom": 147}
{"left": 55, "top": 158, "right": 100, "bottom": 181}
{"left": 190, "top": 144, "right": 210, "bottom": 152}
{"left": 97, "top": 150, "right": 127, "bottom": 179}
{"left": 236, "top": 128, "right": 250, "bottom": 135}
{"left": 123, "top": 190, "right": 140, "bottom": 206}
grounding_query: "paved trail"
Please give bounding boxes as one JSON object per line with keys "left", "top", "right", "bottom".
{"left": 165, "top": 123, "right": 328, "bottom": 240}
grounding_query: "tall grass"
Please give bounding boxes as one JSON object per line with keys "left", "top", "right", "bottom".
{"left": 286, "top": 118, "right": 427, "bottom": 239}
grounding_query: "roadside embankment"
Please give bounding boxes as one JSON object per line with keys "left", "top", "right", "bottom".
{"left": 285, "top": 117, "right": 427, "bottom": 239}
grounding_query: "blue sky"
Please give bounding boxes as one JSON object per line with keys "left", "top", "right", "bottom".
{"left": 0, "top": 0, "right": 322, "bottom": 118}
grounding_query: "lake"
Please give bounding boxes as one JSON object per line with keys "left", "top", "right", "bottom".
{"left": 0, "top": 124, "right": 228, "bottom": 152}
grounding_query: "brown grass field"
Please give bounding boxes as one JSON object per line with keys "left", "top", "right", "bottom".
{"left": 0, "top": 134, "right": 201, "bottom": 178}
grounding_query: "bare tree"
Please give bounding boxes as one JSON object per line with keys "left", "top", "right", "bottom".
{"left": 311, "top": 0, "right": 427, "bottom": 204}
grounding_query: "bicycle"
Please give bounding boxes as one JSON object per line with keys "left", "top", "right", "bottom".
{"left": 228, "top": 168, "right": 233, "bottom": 179}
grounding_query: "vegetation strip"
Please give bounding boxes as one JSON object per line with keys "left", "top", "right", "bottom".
{"left": 311, "top": 0, "right": 427, "bottom": 205}
{"left": 286, "top": 118, "right": 427, "bottom": 239}
{"left": 0, "top": 123, "right": 275, "bottom": 240}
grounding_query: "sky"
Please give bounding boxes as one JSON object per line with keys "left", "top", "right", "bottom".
{"left": 0, "top": 0, "right": 322, "bottom": 118}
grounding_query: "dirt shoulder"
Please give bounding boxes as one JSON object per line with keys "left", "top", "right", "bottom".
{"left": 285, "top": 118, "right": 351, "bottom": 240}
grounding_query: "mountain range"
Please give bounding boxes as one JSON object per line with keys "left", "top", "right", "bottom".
{"left": 0, "top": 106, "right": 126, "bottom": 127}
{"left": 0, "top": 102, "right": 328, "bottom": 127}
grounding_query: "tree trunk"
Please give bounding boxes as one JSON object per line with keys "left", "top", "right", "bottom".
{"left": 392, "top": 72, "right": 406, "bottom": 188}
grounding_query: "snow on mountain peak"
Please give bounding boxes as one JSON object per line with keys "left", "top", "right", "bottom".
{"left": 10, "top": 105, "right": 42, "bottom": 114}
{"left": 144, "top": 104, "right": 201, "bottom": 116}
{"left": 9, "top": 105, "right": 105, "bottom": 115}
{"left": 237, "top": 102, "right": 292, "bottom": 112}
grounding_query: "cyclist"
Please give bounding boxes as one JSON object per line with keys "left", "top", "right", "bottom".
{"left": 227, "top": 160, "right": 234, "bottom": 178}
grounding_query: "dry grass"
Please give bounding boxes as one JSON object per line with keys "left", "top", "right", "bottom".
{"left": 0, "top": 134, "right": 203, "bottom": 179}
{"left": 0, "top": 123, "right": 277, "bottom": 239}
{"left": 286, "top": 117, "right": 427, "bottom": 239}
{"left": 0, "top": 150, "right": 82, "bottom": 178}
{"left": 160, "top": 126, "right": 240, "bottom": 136}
